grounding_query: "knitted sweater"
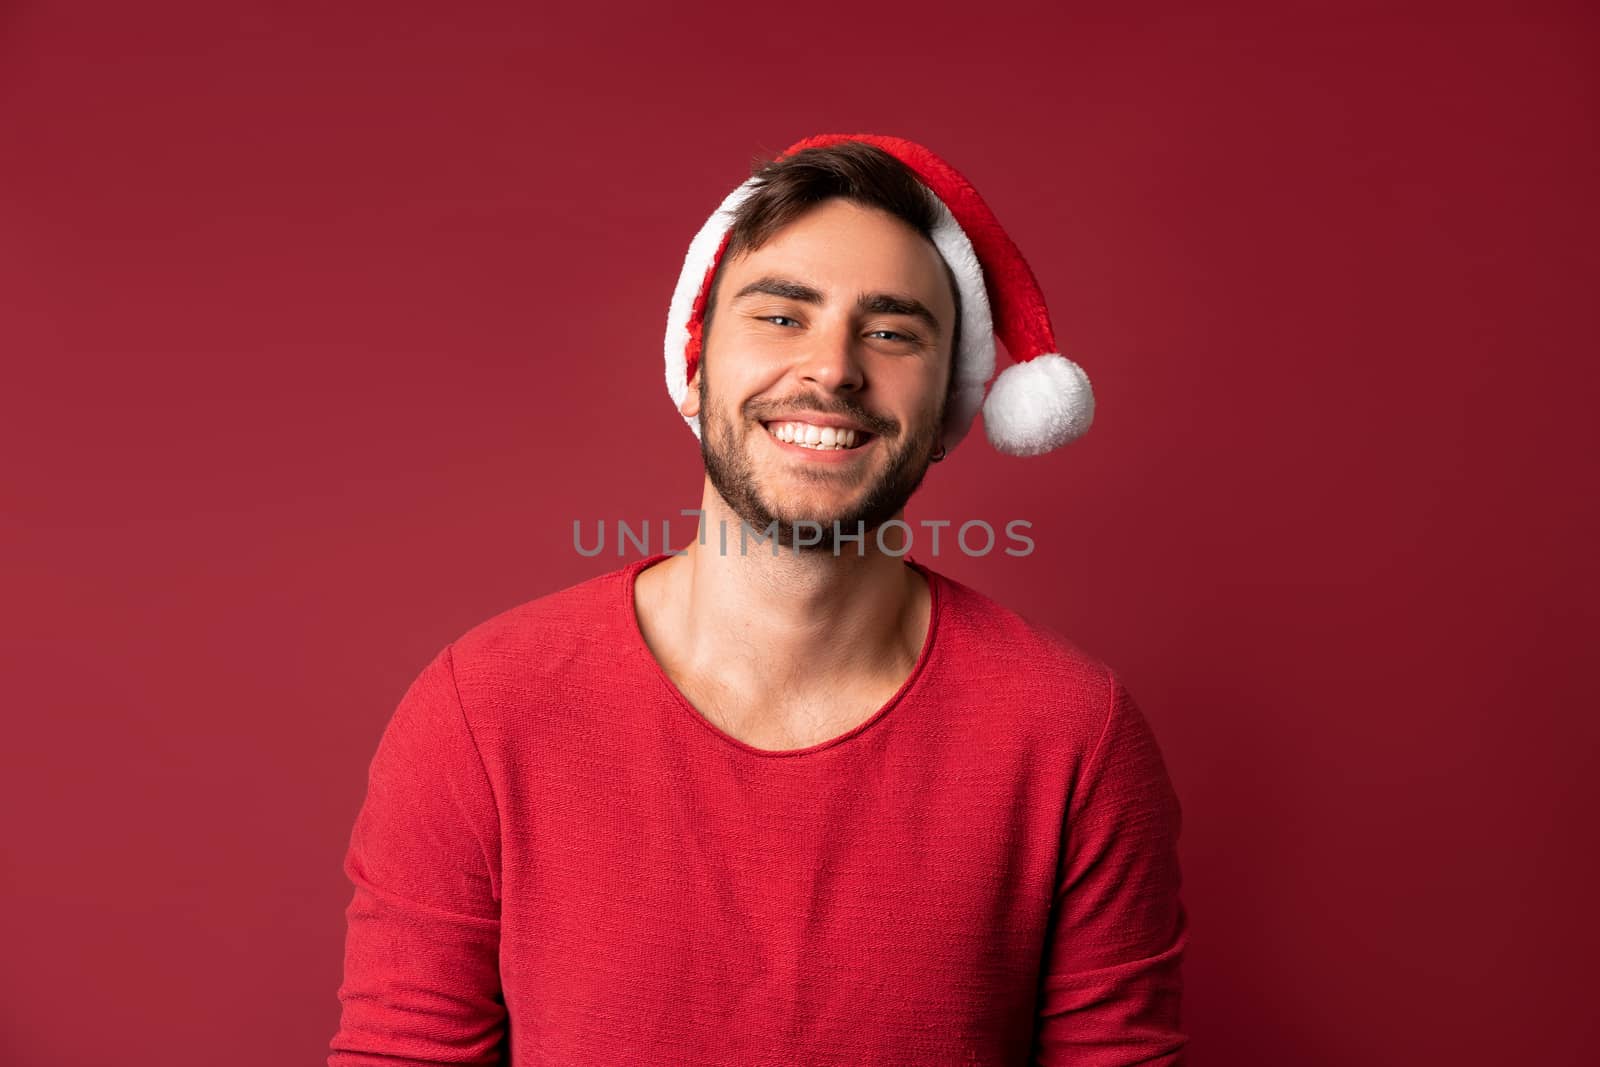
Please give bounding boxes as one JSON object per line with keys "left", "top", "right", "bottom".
{"left": 329, "top": 552, "right": 1188, "bottom": 1065}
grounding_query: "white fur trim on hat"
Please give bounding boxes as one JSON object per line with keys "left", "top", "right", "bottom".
{"left": 924, "top": 194, "right": 994, "bottom": 451}
{"left": 664, "top": 181, "right": 758, "bottom": 439}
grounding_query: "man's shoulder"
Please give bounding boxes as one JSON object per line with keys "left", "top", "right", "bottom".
{"left": 927, "top": 562, "right": 1116, "bottom": 700}
{"left": 444, "top": 558, "right": 643, "bottom": 688}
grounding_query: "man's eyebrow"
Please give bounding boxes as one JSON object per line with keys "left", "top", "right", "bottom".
{"left": 732, "top": 275, "right": 943, "bottom": 339}
{"left": 856, "top": 292, "right": 942, "bottom": 340}
{"left": 731, "top": 276, "right": 825, "bottom": 304}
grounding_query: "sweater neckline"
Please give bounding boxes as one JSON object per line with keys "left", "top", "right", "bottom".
{"left": 620, "top": 550, "right": 943, "bottom": 759}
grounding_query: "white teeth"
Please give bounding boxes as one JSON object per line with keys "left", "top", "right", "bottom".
{"left": 766, "top": 421, "right": 862, "bottom": 450}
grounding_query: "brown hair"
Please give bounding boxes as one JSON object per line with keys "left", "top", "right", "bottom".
{"left": 700, "top": 140, "right": 962, "bottom": 371}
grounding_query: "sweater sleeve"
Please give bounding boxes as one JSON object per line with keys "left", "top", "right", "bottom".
{"left": 329, "top": 644, "right": 508, "bottom": 1066}
{"left": 1033, "top": 672, "right": 1190, "bottom": 1065}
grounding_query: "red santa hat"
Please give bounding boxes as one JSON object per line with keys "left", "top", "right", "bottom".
{"left": 664, "top": 132, "right": 1095, "bottom": 457}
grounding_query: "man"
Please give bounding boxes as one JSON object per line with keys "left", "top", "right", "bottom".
{"left": 330, "top": 134, "right": 1188, "bottom": 1065}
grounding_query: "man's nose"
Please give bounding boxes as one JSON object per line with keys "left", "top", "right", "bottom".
{"left": 797, "top": 324, "right": 865, "bottom": 393}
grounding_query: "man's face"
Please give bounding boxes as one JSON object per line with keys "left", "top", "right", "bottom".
{"left": 679, "top": 197, "right": 956, "bottom": 552}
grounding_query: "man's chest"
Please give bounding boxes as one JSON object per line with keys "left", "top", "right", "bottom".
{"left": 490, "top": 753, "right": 1067, "bottom": 1064}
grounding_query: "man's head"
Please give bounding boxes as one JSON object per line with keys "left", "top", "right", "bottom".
{"left": 667, "top": 135, "right": 1098, "bottom": 465}
{"left": 677, "top": 142, "right": 963, "bottom": 552}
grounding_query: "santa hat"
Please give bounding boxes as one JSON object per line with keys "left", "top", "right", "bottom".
{"left": 663, "top": 133, "right": 1095, "bottom": 457}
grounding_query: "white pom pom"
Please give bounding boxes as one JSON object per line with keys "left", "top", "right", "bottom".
{"left": 981, "top": 353, "right": 1095, "bottom": 457}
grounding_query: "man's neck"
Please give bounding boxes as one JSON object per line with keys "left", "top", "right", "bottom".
{"left": 636, "top": 489, "right": 930, "bottom": 712}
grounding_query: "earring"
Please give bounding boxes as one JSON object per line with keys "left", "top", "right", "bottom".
{"left": 930, "top": 442, "right": 947, "bottom": 464}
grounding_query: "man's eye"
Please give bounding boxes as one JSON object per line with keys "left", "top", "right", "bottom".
{"left": 761, "top": 316, "right": 801, "bottom": 328}
{"left": 868, "top": 329, "right": 912, "bottom": 342}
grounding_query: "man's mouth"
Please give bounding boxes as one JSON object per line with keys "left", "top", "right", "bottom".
{"left": 761, "top": 419, "right": 876, "bottom": 452}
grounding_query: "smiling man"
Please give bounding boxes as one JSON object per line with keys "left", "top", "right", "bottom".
{"left": 331, "top": 135, "right": 1189, "bottom": 1066}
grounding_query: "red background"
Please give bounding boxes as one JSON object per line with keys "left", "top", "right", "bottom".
{"left": 3, "top": 2, "right": 1596, "bottom": 1064}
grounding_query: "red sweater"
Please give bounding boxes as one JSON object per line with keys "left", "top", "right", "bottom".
{"left": 330, "top": 552, "right": 1188, "bottom": 1065}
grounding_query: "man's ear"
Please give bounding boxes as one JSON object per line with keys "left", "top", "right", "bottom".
{"left": 679, "top": 367, "right": 702, "bottom": 418}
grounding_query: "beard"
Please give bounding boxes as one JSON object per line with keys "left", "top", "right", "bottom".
{"left": 696, "top": 368, "right": 946, "bottom": 555}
